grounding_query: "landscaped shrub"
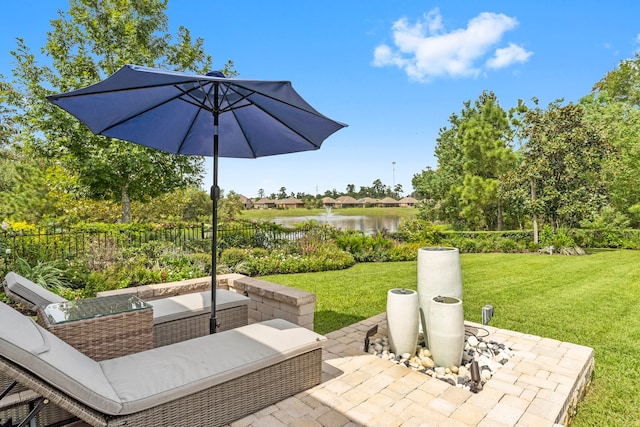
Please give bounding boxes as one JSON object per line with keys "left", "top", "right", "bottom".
{"left": 335, "top": 231, "right": 393, "bottom": 262}
{"left": 130, "top": 264, "right": 167, "bottom": 285}
{"left": 220, "top": 248, "right": 249, "bottom": 269}
{"left": 187, "top": 253, "right": 212, "bottom": 273}
{"left": 498, "top": 238, "right": 518, "bottom": 253}
{"left": 569, "top": 228, "right": 640, "bottom": 249}
{"left": 236, "top": 245, "right": 354, "bottom": 276}
{"left": 84, "top": 267, "right": 131, "bottom": 296}
{"left": 13, "top": 256, "right": 71, "bottom": 293}
{"left": 539, "top": 225, "right": 555, "bottom": 247}
{"left": 394, "top": 218, "right": 449, "bottom": 244}
{"left": 389, "top": 243, "right": 423, "bottom": 261}
{"left": 527, "top": 241, "right": 541, "bottom": 252}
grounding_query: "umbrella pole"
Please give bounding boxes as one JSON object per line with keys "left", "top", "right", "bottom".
{"left": 210, "top": 84, "right": 220, "bottom": 334}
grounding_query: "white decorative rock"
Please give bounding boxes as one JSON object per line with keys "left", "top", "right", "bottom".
{"left": 421, "top": 357, "right": 435, "bottom": 369}
{"left": 467, "top": 335, "right": 479, "bottom": 347}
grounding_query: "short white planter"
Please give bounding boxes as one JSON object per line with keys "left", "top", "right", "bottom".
{"left": 417, "top": 247, "right": 463, "bottom": 346}
{"left": 427, "top": 295, "right": 465, "bottom": 367}
{"left": 386, "top": 288, "right": 419, "bottom": 356}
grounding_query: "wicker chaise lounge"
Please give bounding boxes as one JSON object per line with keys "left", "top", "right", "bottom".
{"left": 0, "top": 301, "right": 326, "bottom": 427}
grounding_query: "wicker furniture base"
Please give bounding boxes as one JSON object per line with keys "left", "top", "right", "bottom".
{"left": 0, "top": 347, "right": 322, "bottom": 427}
{"left": 1, "top": 371, "right": 76, "bottom": 426}
{"left": 153, "top": 305, "right": 248, "bottom": 347}
{"left": 37, "top": 306, "right": 153, "bottom": 362}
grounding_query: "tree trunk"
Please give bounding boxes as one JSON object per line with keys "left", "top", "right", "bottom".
{"left": 121, "top": 186, "right": 131, "bottom": 223}
{"left": 531, "top": 178, "right": 538, "bottom": 244}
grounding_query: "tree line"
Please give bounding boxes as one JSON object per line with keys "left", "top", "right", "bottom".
{"left": 258, "top": 178, "right": 405, "bottom": 201}
{"left": 412, "top": 58, "right": 640, "bottom": 239}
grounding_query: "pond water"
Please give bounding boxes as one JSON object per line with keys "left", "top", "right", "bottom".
{"left": 271, "top": 214, "right": 401, "bottom": 235}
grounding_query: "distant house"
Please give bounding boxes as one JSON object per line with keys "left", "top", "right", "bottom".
{"left": 322, "top": 197, "right": 338, "bottom": 207}
{"left": 335, "top": 196, "right": 359, "bottom": 208}
{"left": 237, "top": 194, "right": 254, "bottom": 209}
{"left": 398, "top": 196, "right": 419, "bottom": 207}
{"left": 274, "top": 197, "right": 305, "bottom": 209}
{"left": 253, "top": 198, "right": 275, "bottom": 209}
{"left": 358, "top": 197, "right": 378, "bottom": 207}
{"left": 377, "top": 197, "right": 399, "bottom": 207}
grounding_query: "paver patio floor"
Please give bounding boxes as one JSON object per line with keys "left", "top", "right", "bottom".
{"left": 229, "top": 313, "right": 594, "bottom": 427}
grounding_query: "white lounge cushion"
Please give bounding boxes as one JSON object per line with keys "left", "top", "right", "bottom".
{"left": 0, "top": 300, "right": 325, "bottom": 417}
{"left": 150, "top": 290, "right": 249, "bottom": 324}
{"left": 3, "top": 272, "right": 67, "bottom": 308}
{"left": 100, "top": 318, "right": 326, "bottom": 415}
{"left": 0, "top": 301, "right": 122, "bottom": 414}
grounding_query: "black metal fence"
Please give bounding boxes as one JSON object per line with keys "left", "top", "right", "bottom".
{"left": 0, "top": 223, "right": 309, "bottom": 265}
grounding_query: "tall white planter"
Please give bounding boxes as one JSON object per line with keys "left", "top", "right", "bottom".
{"left": 386, "top": 289, "right": 419, "bottom": 356}
{"left": 417, "top": 247, "right": 463, "bottom": 346}
{"left": 427, "top": 296, "right": 465, "bottom": 367}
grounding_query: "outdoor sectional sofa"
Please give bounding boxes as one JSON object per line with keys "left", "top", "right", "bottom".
{"left": 0, "top": 300, "right": 326, "bottom": 426}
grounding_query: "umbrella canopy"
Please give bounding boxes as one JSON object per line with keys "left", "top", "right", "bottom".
{"left": 47, "top": 64, "right": 347, "bottom": 332}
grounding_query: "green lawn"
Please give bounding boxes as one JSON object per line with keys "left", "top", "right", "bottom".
{"left": 241, "top": 206, "right": 419, "bottom": 220}
{"left": 261, "top": 250, "right": 640, "bottom": 426}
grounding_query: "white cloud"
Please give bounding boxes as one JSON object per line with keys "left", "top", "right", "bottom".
{"left": 372, "top": 8, "right": 533, "bottom": 82}
{"left": 486, "top": 43, "right": 533, "bottom": 69}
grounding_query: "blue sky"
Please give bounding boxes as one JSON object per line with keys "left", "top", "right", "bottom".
{"left": 2, "top": 1, "right": 639, "bottom": 198}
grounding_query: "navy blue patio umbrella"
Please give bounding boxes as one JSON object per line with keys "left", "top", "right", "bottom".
{"left": 47, "top": 64, "right": 347, "bottom": 333}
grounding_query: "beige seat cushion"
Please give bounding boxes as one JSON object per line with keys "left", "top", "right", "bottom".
{"left": 149, "top": 290, "right": 249, "bottom": 324}
{"left": 100, "top": 318, "right": 326, "bottom": 415}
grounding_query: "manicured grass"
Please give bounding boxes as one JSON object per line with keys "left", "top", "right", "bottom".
{"left": 261, "top": 250, "right": 640, "bottom": 426}
{"left": 241, "top": 206, "right": 419, "bottom": 220}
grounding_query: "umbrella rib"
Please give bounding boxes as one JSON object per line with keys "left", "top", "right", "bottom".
{"left": 174, "top": 82, "right": 216, "bottom": 154}
{"left": 221, "top": 84, "right": 325, "bottom": 151}
{"left": 235, "top": 99, "right": 321, "bottom": 151}
{"left": 48, "top": 79, "right": 209, "bottom": 99}
{"left": 90, "top": 81, "right": 215, "bottom": 135}
{"left": 96, "top": 95, "right": 196, "bottom": 135}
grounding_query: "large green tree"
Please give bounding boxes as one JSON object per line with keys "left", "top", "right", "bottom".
{"left": 585, "top": 55, "right": 640, "bottom": 226}
{"left": 8, "top": 0, "right": 234, "bottom": 223}
{"left": 456, "top": 92, "right": 516, "bottom": 230}
{"left": 413, "top": 91, "right": 517, "bottom": 230}
{"left": 513, "top": 99, "right": 612, "bottom": 230}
